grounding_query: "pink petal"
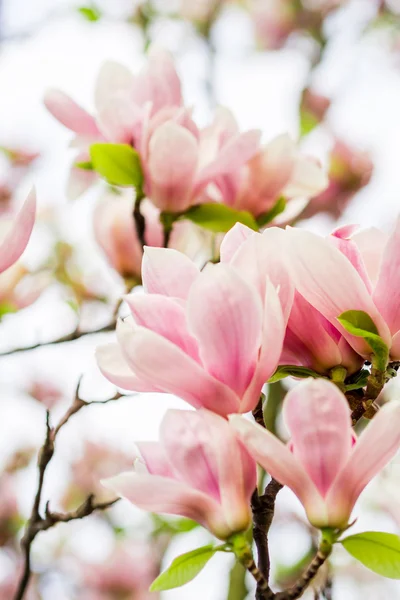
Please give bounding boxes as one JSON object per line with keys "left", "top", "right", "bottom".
{"left": 200, "top": 409, "right": 256, "bottom": 532}
{"left": 124, "top": 293, "right": 200, "bottom": 361}
{"left": 117, "top": 319, "right": 239, "bottom": 415}
{"left": 220, "top": 223, "right": 256, "bottom": 263}
{"left": 0, "top": 190, "right": 36, "bottom": 273}
{"left": 229, "top": 416, "right": 325, "bottom": 516}
{"left": 287, "top": 228, "right": 391, "bottom": 355}
{"left": 96, "top": 97, "right": 141, "bottom": 144}
{"left": 240, "top": 279, "right": 285, "bottom": 413}
{"left": 141, "top": 247, "right": 200, "bottom": 300}
{"left": 373, "top": 218, "right": 400, "bottom": 336}
{"left": 148, "top": 122, "right": 198, "bottom": 212}
{"left": 135, "top": 441, "right": 175, "bottom": 478}
{"left": 67, "top": 158, "right": 98, "bottom": 200}
{"left": 283, "top": 155, "right": 328, "bottom": 198}
{"left": 102, "top": 472, "right": 229, "bottom": 537}
{"left": 329, "top": 232, "right": 372, "bottom": 293}
{"left": 195, "top": 129, "right": 261, "bottom": 192}
{"left": 286, "top": 292, "right": 342, "bottom": 372}
{"left": 95, "top": 343, "right": 160, "bottom": 392}
{"left": 94, "top": 60, "right": 134, "bottom": 112}
{"left": 44, "top": 89, "right": 100, "bottom": 137}
{"left": 327, "top": 401, "right": 400, "bottom": 526}
{"left": 187, "top": 264, "right": 263, "bottom": 397}
{"left": 160, "top": 410, "right": 221, "bottom": 500}
{"left": 283, "top": 379, "right": 353, "bottom": 497}
{"left": 353, "top": 227, "right": 387, "bottom": 286}
{"left": 230, "top": 227, "right": 294, "bottom": 322}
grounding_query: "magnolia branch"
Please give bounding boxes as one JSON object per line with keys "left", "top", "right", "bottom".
{"left": 13, "top": 379, "right": 123, "bottom": 600}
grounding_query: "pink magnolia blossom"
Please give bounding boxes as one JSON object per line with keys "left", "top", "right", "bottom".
{"left": 302, "top": 141, "right": 373, "bottom": 219}
{"left": 103, "top": 409, "right": 257, "bottom": 540}
{"left": 207, "top": 127, "right": 327, "bottom": 220}
{"left": 45, "top": 49, "right": 183, "bottom": 199}
{"left": 142, "top": 114, "right": 260, "bottom": 212}
{"left": 286, "top": 221, "right": 400, "bottom": 360}
{"left": 96, "top": 244, "right": 285, "bottom": 415}
{"left": 230, "top": 378, "right": 400, "bottom": 529}
{"left": 0, "top": 190, "right": 36, "bottom": 275}
{"left": 220, "top": 222, "right": 360, "bottom": 375}
{"left": 81, "top": 543, "right": 159, "bottom": 600}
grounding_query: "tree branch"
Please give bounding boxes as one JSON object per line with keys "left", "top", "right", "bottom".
{"left": 275, "top": 548, "right": 330, "bottom": 600}
{"left": 0, "top": 320, "right": 117, "bottom": 357}
{"left": 13, "top": 378, "right": 123, "bottom": 600}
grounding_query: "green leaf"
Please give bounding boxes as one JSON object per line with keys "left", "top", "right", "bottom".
{"left": 181, "top": 203, "right": 258, "bottom": 233}
{"left": 78, "top": 6, "right": 102, "bottom": 21}
{"left": 268, "top": 365, "right": 322, "bottom": 384}
{"left": 150, "top": 545, "right": 220, "bottom": 591}
{"left": 337, "top": 310, "right": 389, "bottom": 371}
{"left": 75, "top": 160, "right": 93, "bottom": 170}
{"left": 341, "top": 532, "right": 400, "bottom": 579}
{"left": 256, "top": 197, "right": 286, "bottom": 227}
{"left": 90, "top": 143, "right": 144, "bottom": 188}
{"left": 344, "top": 368, "right": 370, "bottom": 392}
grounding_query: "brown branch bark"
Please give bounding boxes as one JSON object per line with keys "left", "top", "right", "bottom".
{"left": 275, "top": 549, "right": 330, "bottom": 600}
{"left": 13, "top": 378, "right": 123, "bottom": 600}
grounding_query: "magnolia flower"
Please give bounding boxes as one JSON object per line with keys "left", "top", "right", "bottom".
{"left": 81, "top": 542, "right": 159, "bottom": 600}
{"left": 302, "top": 141, "right": 373, "bottom": 219}
{"left": 230, "top": 379, "right": 400, "bottom": 529}
{"left": 103, "top": 409, "right": 257, "bottom": 540}
{"left": 142, "top": 115, "right": 260, "bottom": 212}
{"left": 208, "top": 128, "right": 327, "bottom": 220}
{"left": 220, "top": 222, "right": 360, "bottom": 375}
{"left": 45, "top": 49, "right": 183, "bottom": 198}
{"left": 0, "top": 190, "right": 36, "bottom": 275}
{"left": 286, "top": 221, "right": 400, "bottom": 360}
{"left": 96, "top": 245, "right": 285, "bottom": 415}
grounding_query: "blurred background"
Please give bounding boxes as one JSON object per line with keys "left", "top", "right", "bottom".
{"left": 1, "top": 0, "right": 400, "bottom": 598}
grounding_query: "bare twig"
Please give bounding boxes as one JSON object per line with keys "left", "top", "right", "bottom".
{"left": 13, "top": 379, "right": 123, "bottom": 600}
{"left": 275, "top": 548, "right": 330, "bottom": 600}
{"left": 0, "top": 320, "right": 117, "bottom": 357}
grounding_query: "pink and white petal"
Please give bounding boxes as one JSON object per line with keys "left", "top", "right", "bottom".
{"left": 353, "top": 227, "right": 388, "bottom": 286}
{"left": 287, "top": 228, "right": 391, "bottom": 354}
{"left": 283, "top": 156, "right": 328, "bottom": 198}
{"left": 0, "top": 190, "right": 36, "bottom": 273}
{"left": 199, "top": 409, "right": 256, "bottom": 532}
{"left": 373, "top": 218, "right": 400, "bottom": 336}
{"left": 117, "top": 320, "right": 239, "bottom": 415}
{"left": 327, "top": 401, "right": 400, "bottom": 524}
{"left": 229, "top": 416, "right": 325, "bottom": 514}
{"left": 96, "top": 343, "right": 159, "bottom": 392}
{"left": 147, "top": 48, "right": 183, "bottom": 109}
{"left": 67, "top": 161, "right": 98, "bottom": 200}
{"left": 287, "top": 292, "right": 342, "bottom": 371}
{"left": 231, "top": 227, "right": 294, "bottom": 322}
{"left": 102, "top": 472, "right": 227, "bottom": 535}
{"left": 124, "top": 293, "right": 200, "bottom": 361}
{"left": 283, "top": 379, "right": 352, "bottom": 497}
{"left": 187, "top": 264, "right": 263, "bottom": 397}
{"left": 148, "top": 122, "right": 198, "bottom": 212}
{"left": 96, "top": 97, "right": 141, "bottom": 144}
{"left": 329, "top": 234, "right": 372, "bottom": 293}
{"left": 220, "top": 223, "right": 256, "bottom": 264}
{"left": 160, "top": 410, "right": 221, "bottom": 500}
{"left": 195, "top": 130, "right": 261, "bottom": 193}
{"left": 141, "top": 246, "right": 200, "bottom": 299}
{"left": 390, "top": 331, "right": 400, "bottom": 360}
{"left": 44, "top": 89, "right": 100, "bottom": 137}
{"left": 135, "top": 441, "right": 175, "bottom": 478}
{"left": 94, "top": 61, "right": 134, "bottom": 112}
{"left": 240, "top": 279, "right": 285, "bottom": 413}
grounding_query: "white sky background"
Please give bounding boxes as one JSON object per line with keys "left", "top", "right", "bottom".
{"left": 0, "top": 0, "right": 400, "bottom": 598}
